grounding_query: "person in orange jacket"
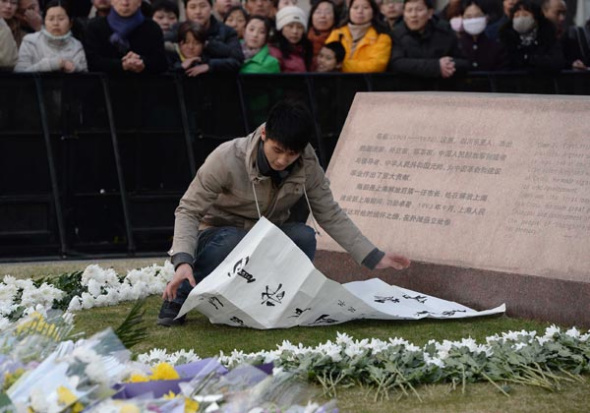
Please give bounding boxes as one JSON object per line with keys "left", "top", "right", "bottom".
{"left": 325, "top": 0, "right": 392, "bottom": 72}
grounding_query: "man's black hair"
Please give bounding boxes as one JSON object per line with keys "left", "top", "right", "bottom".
{"left": 323, "top": 41, "right": 346, "bottom": 63}
{"left": 152, "top": 0, "right": 180, "bottom": 17}
{"left": 265, "top": 100, "right": 313, "bottom": 153}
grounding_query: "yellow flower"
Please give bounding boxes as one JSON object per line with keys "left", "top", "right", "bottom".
{"left": 72, "top": 402, "right": 84, "bottom": 413}
{"left": 184, "top": 398, "right": 200, "bottom": 413}
{"left": 163, "top": 390, "right": 177, "bottom": 400}
{"left": 149, "top": 363, "right": 180, "bottom": 381}
{"left": 57, "top": 385, "right": 78, "bottom": 405}
{"left": 119, "top": 403, "right": 140, "bottom": 413}
{"left": 127, "top": 373, "right": 150, "bottom": 383}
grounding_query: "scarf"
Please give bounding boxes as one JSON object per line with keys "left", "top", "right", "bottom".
{"left": 348, "top": 22, "right": 371, "bottom": 55}
{"left": 257, "top": 140, "right": 293, "bottom": 186}
{"left": 107, "top": 8, "right": 145, "bottom": 53}
{"left": 41, "top": 27, "right": 72, "bottom": 48}
{"left": 519, "top": 27, "right": 538, "bottom": 47}
{"left": 307, "top": 28, "right": 330, "bottom": 56}
{"left": 241, "top": 41, "right": 261, "bottom": 61}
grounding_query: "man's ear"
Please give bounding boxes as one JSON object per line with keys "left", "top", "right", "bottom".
{"left": 261, "top": 125, "right": 266, "bottom": 141}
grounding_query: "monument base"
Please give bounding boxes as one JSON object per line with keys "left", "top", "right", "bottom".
{"left": 314, "top": 250, "right": 590, "bottom": 328}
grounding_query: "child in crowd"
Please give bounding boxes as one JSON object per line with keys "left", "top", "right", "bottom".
{"left": 240, "top": 15, "right": 279, "bottom": 73}
{"left": 315, "top": 40, "right": 345, "bottom": 72}
{"left": 223, "top": 5, "right": 247, "bottom": 39}
{"left": 15, "top": 0, "right": 87, "bottom": 72}
{"left": 168, "top": 20, "right": 208, "bottom": 76}
{"left": 151, "top": 0, "right": 179, "bottom": 41}
{"left": 269, "top": 5, "right": 312, "bottom": 72}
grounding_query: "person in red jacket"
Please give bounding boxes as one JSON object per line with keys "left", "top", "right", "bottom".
{"left": 269, "top": 5, "right": 312, "bottom": 72}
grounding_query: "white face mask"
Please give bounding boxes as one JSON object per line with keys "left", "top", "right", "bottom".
{"left": 450, "top": 16, "right": 463, "bottom": 32}
{"left": 513, "top": 15, "right": 535, "bottom": 34}
{"left": 463, "top": 16, "right": 486, "bottom": 35}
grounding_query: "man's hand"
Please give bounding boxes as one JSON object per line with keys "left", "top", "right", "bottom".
{"left": 162, "top": 263, "right": 196, "bottom": 301}
{"left": 439, "top": 56, "right": 456, "bottom": 78}
{"left": 185, "top": 63, "right": 210, "bottom": 77}
{"left": 24, "top": 9, "right": 42, "bottom": 31}
{"left": 375, "top": 253, "right": 411, "bottom": 270}
{"left": 121, "top": 52, "right": 145, "bottom": 73}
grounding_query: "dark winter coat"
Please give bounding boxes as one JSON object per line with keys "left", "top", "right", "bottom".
{"left": 84, "top": 16, "right": 168, "bottom": 74}
{"left": 499, "top": 20, "right": 566, "bottom": 72}
{"left": 388, "top": 19, "right": 470, "bottom": 77}
{"left": 201, "top": 17, "right": 244, "bottom": 73}
{"left": 459, "top": 32, "right": 509, "bottom": 71}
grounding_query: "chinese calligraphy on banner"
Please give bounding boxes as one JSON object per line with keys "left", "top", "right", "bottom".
{"left": 179, "top": 218, "right": 505, "bottom": 329}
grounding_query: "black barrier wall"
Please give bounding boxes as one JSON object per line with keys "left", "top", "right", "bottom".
{"left": 1, "top": 71, "right": 589, "bottom": 259}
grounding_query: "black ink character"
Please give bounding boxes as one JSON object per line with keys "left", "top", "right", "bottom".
{"left": 261, "top": 284, "right": 285, "bottom": 307}
{"left": 402, "top": 294, "right": 428, "bottom": 304}
{"left": 374, "top": 296, "right": 400, "bottom": 304}
{"left": 441, "top": 309, "right": 467, "bottom": 316}
{"left": 337, "top": 300, "right": 346, "bottom": 307}
{"left": 347, "top": 307, "right": 357, "bottom": 313}
{"left": 230, "top": 316, "right": 244, "bottom": 326}
{"left": 415, "top": 310, "right": 432, "bottom": 316}
{"left": 311, "top": 314, "right": 338, "bottom": 325}
{"left": 227, "top": 256, "right": 256, "bottom": 283}
{"left": 289, "top": 307, "right": 312, "bottom": 318}
{"left": 208, "top": 297, "right": 224, "bottom": 310}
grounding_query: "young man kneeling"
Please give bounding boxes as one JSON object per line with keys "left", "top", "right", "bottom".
{"left": 158, "top": 101, "right": 410, "bottom": 326}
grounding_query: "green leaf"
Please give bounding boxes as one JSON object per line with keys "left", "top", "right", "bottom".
{"left": 114, "top": 299, "right": 148, "bottom": 349}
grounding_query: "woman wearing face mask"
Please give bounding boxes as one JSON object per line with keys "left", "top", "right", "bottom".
{"left": 499, "top": 0, "right": 564, "bottom": 71}
{"left": 324, "top": 0, "right": 392, "bottom": 72}
{"left": 15, "top": 0, "right": 87, "bottom": 72}
{"left": 459, "top": 0, "right": 508, "bottom": 71}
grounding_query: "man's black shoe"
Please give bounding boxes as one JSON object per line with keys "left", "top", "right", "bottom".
{"left": 157, "top": 301, "right": 186, "bottom": 327}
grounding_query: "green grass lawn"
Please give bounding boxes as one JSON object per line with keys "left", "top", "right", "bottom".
{"left": 73, "top": 296, "right": 589, "bottom": 413}
{"left": 3, "top": 260, "right": 588, "bottom": 412}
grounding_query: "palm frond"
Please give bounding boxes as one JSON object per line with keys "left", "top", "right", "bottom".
{"left": 114, "top": 299, "right": 148, "bottom": 349}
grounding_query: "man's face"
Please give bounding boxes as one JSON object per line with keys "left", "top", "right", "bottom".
{"left": 93, "top": 0, "right": 112, "bottom": 13}
{"left": 186, "top": 0, "right": 212, "bottom": 25}
{"left": 16, "top": 0, "right": 39, "bottom": 24}
{"left": 403, "top": 0, "right": 432, "bottom": 32}
{"left": 111, "top": 0, "right": 142, "bottom": 17}
{"left": 153, "top": 9, "right": 178, "bottom": 31}
{"left": 245, "top": 0, "right": 272, "bottom": 18}
{"left": 543, "top": 0, "right": 566, "bottom": 36}
{"left": 214, "top": 0, "right": 232, "bottom": 17}
{"left": 261, "top": 135, "right": 301, "bottom": 172}
{"left": 503, "top": 0, "right": 517, "bottom": 16}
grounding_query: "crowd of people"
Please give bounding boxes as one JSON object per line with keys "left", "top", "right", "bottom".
{"left": 1, "top": 0, "right": 589, "bottom": 77}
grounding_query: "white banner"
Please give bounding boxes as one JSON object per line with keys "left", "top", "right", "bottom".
{"left": 179, "top": 218, "right": 505, "bottom": 329}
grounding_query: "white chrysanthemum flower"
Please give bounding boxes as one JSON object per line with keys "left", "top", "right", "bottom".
{"left": 513, "top": 342, "right": 528, "bottom": 351}
{"left": 544, "top": 325, "right": 561, "bottom": 339}
{"left": 423, "top": 352, "right": 445, "bottom": 368}
{"left": 81, "top": 265, "right": 106, "bottom": 285}
{"left": 0, "top": 316, "right": 11, "bottom": 331}
{"left": 405, "top": 343, "right": 421, "bottom": 353}
{"left": 2, "top": 275, "right": 17, "bottom": 285}
{"left": 30, "top": 387, "right": 50, "bottom": 412}
{"left": 435, "top": 340, "right": 454, "bottom": 359}
{"left": 367, "top": 337, "right": 388, "bottom": 354}
{"left": 86, "top": 279, "right": 104, "bottom": 297}
{"left": 580, "top": 332, "right": 590, "bottom": 342}
{"left": 68, "top": 296, "right": 83, "bottom": 311}
{"left": 336, "top": 331, "right": 353, "bottom": 345}
{"left": 565, "top": 327, "right": 580, "bottom": 339}
{"left": 81, "top": 293, "right": 95, "bottom": 310}
{"left": 388, "top": 337, "right": 410, "bottom": 347}
{"left": 85, "top": 361, "right": 109, "bottom": 384}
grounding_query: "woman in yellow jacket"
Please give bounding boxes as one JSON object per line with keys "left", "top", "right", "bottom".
{"left": 325, "top": 0, "right": 392, "bottom": 72}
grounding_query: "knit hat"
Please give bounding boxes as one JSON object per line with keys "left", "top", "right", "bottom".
{"left": 275, "top": 6, "right": 308, "bottom": 32}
